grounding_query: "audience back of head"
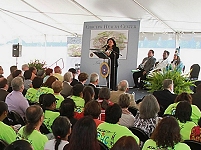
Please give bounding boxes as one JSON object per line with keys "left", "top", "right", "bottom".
{"left": 5, "top": 140, "right": 33, "bottom": 150}
{"left": 105, "top": 103, "right": 122, "bottom": 124}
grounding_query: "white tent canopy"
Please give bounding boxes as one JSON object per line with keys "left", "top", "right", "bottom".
{"left": 0, "top": 0, "right": 201, "bottom": 38}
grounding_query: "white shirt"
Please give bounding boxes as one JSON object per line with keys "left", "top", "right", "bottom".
{"left": 44, "top": 139, "right": 69, "bottom": 150}
{"left": 154, "top": 58, "right": 169, "bottom": 71}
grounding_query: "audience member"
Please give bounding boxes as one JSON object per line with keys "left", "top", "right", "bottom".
{"left": 22, "top": 64, "right": 29, "bottom": 72}
{"left": 5, "top": 140, "right": 33, "bottom": 150}
{"left": 25, "top": 77, "right": 43, "bottom": 103}
{"left": 88, "top": 72, "right": 100, "bottom": 100}
{"left": 53, "top": 66, "right": 63, "bottom": 82}
{"left": 167, "top": 53, "right": 184, "bottom": 73}
{"left": 60, "top": 98, "right": 77, "bottom": 128}
{"left": 17, "top": 105, "right": 48, "bottom": 150}
{"left": 64, "top": 116, "right": 100, "bottom": 150}
{"left": 68, "top": 68, "right": 78, "bottom": 86}
{"left": 5, "top": 77, "right": 29, "bottom": 118}
{"left": 83, "top": 86, "right": 95, "bottom": 104}
{"left": 190, "top": 117, "right": 201, "bottom": 142}
{"left": 44, "top": 116, "right": 71, "bottom": 150}
{"left": 60, "top": 71, "right": 73, "bottom": 98}
{"left": 71, "top": 84, "right": 85, "bottom": 119}
{"left": 52, "top": 80, "right": 64, "bottom": 109}
{"left": 0, "top": 77, "right": 9, "bottom": 101}
{"left": 142, "top": 116, "right": 190, "bottom": 150}
{"left": 84, "top": 100, "right": 103, "bottom": 127}
{"left": 78, "top": 72, "right": 88, "bottom": 85}
{"left": 111, "top": 136, "right": 140, "bottom": 150}
{"left": 192, "top": 83, "right": 201, "bottom": 110}
{"left": 97, "top": 104, "right": 139, "bottom": 149}
{"left": 0, "top": 101, "right": 16, "bottom": 144}
{"left": 0, "top": 66, "right": 4, "bottom": 76}
{"left": 110, "top": 80, "right": 136, "bottom": 108}
{"left": 29, "top": 67, "right": 37, "bottom": 80}
{"left": 118, "top": 94, "right": 135, "bottom": 128}
{"left": 12, "top": 70, "right": 22, "bottom": 78}
{"left": 42, "top": 94, "right": 60, "bottom": 132}
{"left": 164, "top": 92, "right": 201, "bottom": 123}
{"left": 133, "top": 94, "right": 161, "bottom": 137}
{"left": 43, "top": 68, "right": 53, "bottom": 83}
{"left": 175, "top": 101, "right": 197, "bottom": 140}
{"left": 23, "top": 70, "right": 33, "bottom": 90}
{"left": 7, "top": 66, "right": 17, "bottom": 87}
{"left": 133, "top": 50, "right": 156, "bottom": 88}
{"left": 153, "top": 79, "right": 177, "bottom": 116}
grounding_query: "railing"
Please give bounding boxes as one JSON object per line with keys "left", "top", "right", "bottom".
{"left": 48, "top": 58, "right": 64, "bottom": 69}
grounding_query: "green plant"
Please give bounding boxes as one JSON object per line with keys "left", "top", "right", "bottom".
{"left": 145, "top": 70, "right": 195, "bottom": 94}
{"left": 28, "top": 59, "right": 46, "bottom": 71}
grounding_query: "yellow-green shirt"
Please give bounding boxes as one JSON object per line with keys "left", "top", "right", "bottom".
{"left": 54, "top": 94, "right": 64, "bottom": 109}
{"left": 0, "top": 121, "right": 16, "bottom": 144}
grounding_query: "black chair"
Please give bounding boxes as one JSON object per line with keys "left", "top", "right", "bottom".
{"left": 128, "top": 107, "right": 138, "bottom": 116}
{"left": 0, "top": 139, "right": 9, "bottom": 149}
{"left": 190, "top": 64, "right": 200, "bottom": 80}
{"left": 40, "top": 123, "right": 50, "bottom": 134}
{"left": 98, "top": 140, "right": 109, "bottom": 150}
{"left": 129, "top": 127, "right": 149, "bottom": 143}
{"left": 8, "top": 111, "right": 26, "bottom": 126}
{"left": 183, "top": 140, "right": 201, "bottom": 150}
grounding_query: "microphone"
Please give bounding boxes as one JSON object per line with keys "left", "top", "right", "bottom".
{"left": 102, "top": 44, "right": 108, "bottom": 48}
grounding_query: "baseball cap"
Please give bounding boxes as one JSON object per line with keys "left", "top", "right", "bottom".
{"left": 43, "top": 94, "right": 58, "bottom": 107}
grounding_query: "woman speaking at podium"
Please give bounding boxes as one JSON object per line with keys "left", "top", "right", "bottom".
{"left": 105, "top": 38, "right": 119, "bottom": 90}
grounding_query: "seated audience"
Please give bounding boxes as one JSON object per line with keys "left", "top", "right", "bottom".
{"left": 22, "top": 64, "right": 29, "bottom": 72}
{"left": 5, "top": 77, "right": 29, "bottom": 118}
{"left": 68, "top": 68, "right": 78, "bottom": 86}
{"left": 23, "top": 70, "right": 33, "bottom": 90}
{"left": 167, "top": 53, "right": 184, "bottom": 73}
{"left": 97, "top": 104, "right": 139, "bottom": 149}
{"left": 53, "top": 66, "right": 63, "bottom": 82}
{"left": 83, "top": 86, "right": 95, "bottom": 104}
{"left": 133, "top": 50, "right": 156, "bottom": 88}
{"left": 133, "top": 94, "right": 161, "bottom": 137}
{"left": 60, "top": 98, "right": 77, "bottom": 128}
{"left": 5, "top": 140, "right": 33, "bottom": 150}
{"left": 0, "top": 101, "right": 16, "bottom": 144}
{"left": 25, "top": 77, "right": 43, "bottom": 103}
{"left": 71, "top": 84, "right": 85, "bottom": 119}
{"left": 175, "top": 101, "right": 197, "bottom": 140}
{"left": 17, "top": 105, "right": 48, "bottom": 150}
{"left": 97, "top": 87, "right": 113, "bottom": 121}
{"left": 142, "top": 116, "right": 190, "bottom": 150}
{"left": 44, "top": 116, "right": 71, "bottom": 150}
{"left": 110, "top": 80, "right": 136, "bottom": 108}
{"left": 164, "top": 92, "right": 201, "bottom": 123}
{"left": 42, "top": 94, "right": 60, "bottom": 132}
{"left": 60, "top": 71, "right": 73, "bottom": 98}
{"left": 7, "top": 66, "right": 17, "bottom": 88}
{"left": 84, "top": 100, "right": 103, "bottom": 127}
{"left": 190, "top": 117, "right": 201, "bottom": 142}
{"left": 111, "top": 136, "right": 140, "bottom": 150}
{"left": 29, "top": 67, "right": 37, "bottom": 81}
{"left": 153, "top": 79, "right": 177, "bottom": 116}
{"left": 78, "top": 72, "right": 88, "bottom": 85}
{"left": 118, "top": 93, "right": 135, "bottom": 128}
{"left": 64, "top": 116, "right": 100, "bottom": 150}
{"left": 0, "top": 77, "right": 9, "bottom": 102}
{"left": 192, "top": 83, "right": 201, "bottom": 110}
{"left": 88, "top": 72, "right": 100, "bottom": 100}
{"left": 0, "top": 66, "right": 4, "bottom": 76}
{"left": 12, "top": 70, "right": 22, "bottom": 78}
{"left": 43, "top": 68, "right": 53, "bottom": 83}
{"left": 52, "top": 81, "right": 64, "bottom": 109}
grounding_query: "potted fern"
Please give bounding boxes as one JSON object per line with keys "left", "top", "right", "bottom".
{"left": 145, "top": 70, "right": 195, "bottom": 94}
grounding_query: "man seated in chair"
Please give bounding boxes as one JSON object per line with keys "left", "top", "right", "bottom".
{"left": 133, "top": 50, "right": 156, "bottom": 88}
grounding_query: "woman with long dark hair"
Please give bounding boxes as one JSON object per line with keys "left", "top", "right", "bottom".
{"left": 64, "top": 116, "right": 100, "bottom": 150}
{"left": 142, "top": 116, "right": 190, "bottom": 150}
{"left": 105, "top": 38, "right": 120, "bottom": 90}
{"left": 83, "top": 86, "right": 95, "bottom": 104}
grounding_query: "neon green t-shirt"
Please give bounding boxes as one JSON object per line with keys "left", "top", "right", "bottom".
{"left": 71, "top": 96, "right": 85, "bottom": 114}
{"left": 178, "top": 120, "right": 197, "bottom": 140}
{"left": 142, "top": 139, "right": 191, "bottom": 150}
{"left": 43, "top": 110, "right": 60, "bottom": 132}
{"left": 54, "top": 94, "right": 64, "bottom": 109}
{"left": 35, "top": 87, "right": 54, "bottom": 100}
{"left": 97, "top": 122, "right": 139, "bottom": 148}
{"left": 25, "top": 88, "right": 38, "bottom": 103}
{"left": 17, "top": 126, "right": 48, "bottom": 150}
{"left": 164, "top": 102, "right": 201, "bottom": 123}
{"left": 0, "top": 121, "right": 16, "bottom": 144}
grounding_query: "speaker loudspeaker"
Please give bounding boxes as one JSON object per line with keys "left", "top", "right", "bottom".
{"left": 12, "top": 44, "right": 22, "bottom": 57}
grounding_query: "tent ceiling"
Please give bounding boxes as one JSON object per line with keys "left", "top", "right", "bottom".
{"left": 0, "top": 0, "right": 201, "bottom": 37}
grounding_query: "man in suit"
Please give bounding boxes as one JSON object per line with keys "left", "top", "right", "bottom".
{"left": 0, "top": 77, "right": 9, "bottom": 101}
{"left": 110, "top": 80, "right": 136, "bottom": 108}
{"left": 68, "top": 68, "right": 79, "bottom": 86}
{"left": 88, "top": 72, "right": 100, "bottom": 100}
{"left": 133, "top": 50, "right": 156, "bottom": 88}
{"left": 60, "top": 72, "right": 73, "bottom": 98}
{"left": 192, "top": 83, "right": 201, "bottom": 111}
{"left": 153, "top": 79, "right": 177, "bottom": 116}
